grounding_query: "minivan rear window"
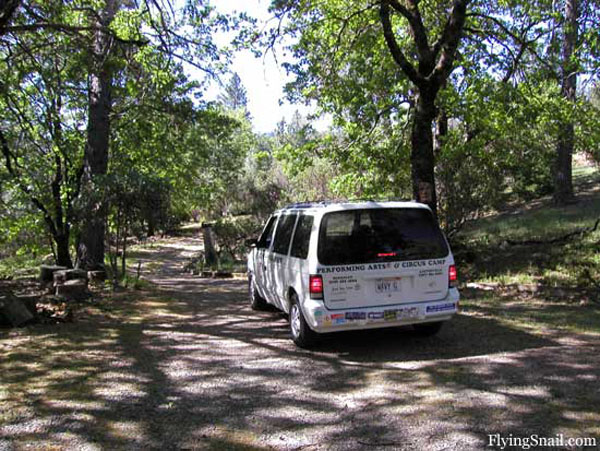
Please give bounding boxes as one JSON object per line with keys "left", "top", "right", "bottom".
{"left": 317, "top": 208, "right": 449, "bottom": 265}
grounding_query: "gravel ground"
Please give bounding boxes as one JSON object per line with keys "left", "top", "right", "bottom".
{"left": 1, "top": 235, "right": 599, "bottom": 450}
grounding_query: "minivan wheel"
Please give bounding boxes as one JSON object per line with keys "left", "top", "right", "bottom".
{"left": 289, "top": 294, "right": 318, "bottom": 348}
{"left": 248, "top": 274, "right": 268, "bottom": 311}
{"left": 413, "top": 321, "right": 444, "bottom": 336}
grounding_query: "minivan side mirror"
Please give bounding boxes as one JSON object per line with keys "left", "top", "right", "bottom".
{"left": 245, "top": 238, "right": 258, "bottom": 248}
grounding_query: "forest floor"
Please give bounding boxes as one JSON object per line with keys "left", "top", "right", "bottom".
{"left": 1, "top": 227, "right": 600, "bottom": 450}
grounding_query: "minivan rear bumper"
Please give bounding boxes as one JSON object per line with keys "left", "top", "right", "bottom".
{"left": 304, "top": 288, "right": 460, "bottom": 333}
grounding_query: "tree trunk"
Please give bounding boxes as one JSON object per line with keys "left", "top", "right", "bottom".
{"left": 553, "top": 0, "right": 578, "bottom": 205}
{"left": 434, "top": 109, "right": 448, "bottom": 157}
{"left": 378, "top": 0, "right": 467, "bottom": 217}
{"left": 55, "top": 232, "right": 73, "bottom": 268}
{"left": 77, "top": 0, "right": 118, "bottom": 270}
{"left": 121, "top": 223, "right": 127, "bottom": 277}
{"left": 202, "top": 224, "right": 218, "bottom": 267}
{"left": 147, "top": 213, "right": 156, "bottom": 237}
{"left": 411, "top": 89, "right": 438, "bottom": 216}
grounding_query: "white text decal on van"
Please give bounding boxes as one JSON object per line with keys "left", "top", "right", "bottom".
{"left": 317, "top": 259, "right": 446, "bottom": 274}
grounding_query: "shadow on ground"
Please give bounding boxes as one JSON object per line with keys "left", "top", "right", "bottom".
{"left": 2, "top": 242, "right": 599, "bottom": 450}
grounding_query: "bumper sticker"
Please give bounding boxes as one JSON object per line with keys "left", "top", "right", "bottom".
{"left": 384, "top": 310, "right": 397, "bottom": 321}
{"left": 426, "top": 303, "right": 455, "bottom": 313}
{"left": 368, "top": 312, "right": 384, "bottom": 321}
{"left": 345, "top": 312, "right": 367, "bottom": 321}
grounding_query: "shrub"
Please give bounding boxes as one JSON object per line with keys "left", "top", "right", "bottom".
{"left": 212, "top": 215, "right": 263, "bottom": 262}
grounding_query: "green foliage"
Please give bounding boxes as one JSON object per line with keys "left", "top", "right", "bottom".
{"left": 212, "top": 215, "right": 263, "bottom": 261}
{"left": 233, "top": 140, "right": 285, "bottom": 218}
{"left": 0, "top": 0, "right": 240, "bottom": 268}
{"left": 102, "top": 169, "right": 182, "bottom": 280}
{"left": 436, "top": 79, "right": 564, "bottom": 232}
{"left": 456, "top": 165, "right": 600, "bottom": 288}
{"left": 268, "top": 0, "right": 600, "bottom": 223}
{"left": 0, "top": 191, "right": 50, "bottom": 260}
{"left": 218, "top": 72, "right": 249, "bottom": 113}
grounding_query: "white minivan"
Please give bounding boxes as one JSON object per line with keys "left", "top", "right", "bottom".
{"left": 247, "top": 201, "right": 459, "bottom": 347}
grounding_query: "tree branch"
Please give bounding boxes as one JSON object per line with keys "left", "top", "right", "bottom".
{"left": 4, "top": 22, "right": 149, "bottom": 45}
{"left": 388, "top": 0, "right": 433, "bottom": 71}
{"left": 431, "top": 0, "right": 470, "bottom": 85}
{"left": 465, "top": 13, "right": 559, "bottom": 79}
{"left": 379, "top": 1, "right": 422, "bottom": 86}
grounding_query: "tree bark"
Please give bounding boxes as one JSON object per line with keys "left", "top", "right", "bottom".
{"left": 77, "top": 0, "right": 118, "bottom": 270}
{"left": 411, "top": 89, "right": 438, "bottom": 214}
{"left": 553, "top": 0, "right": 578, "bottom": 205}
{"left": 55, "top": 233, "right": 72, "bottom": 268}
{"left": 434, "top": 109, "right": 448, "bottom": 157}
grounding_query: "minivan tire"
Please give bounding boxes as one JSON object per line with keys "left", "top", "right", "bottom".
{"left": 413, "top": 321, "right": 444, "bottom": 336}
{"left": 249, "top": 274, "right": 268, "bottom": 311}
{"left": 289, "top": 293, "right": 319, "bottom": 348}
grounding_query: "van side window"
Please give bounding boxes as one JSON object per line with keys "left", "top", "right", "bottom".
{"left": 272, "top": 214, "right": 297, "bottom": 255}
{"left": 290, "top": 215, "right": 314, "bottom": 259}
{"left": 257, "top": 216, "right": 277, "bottom": 249}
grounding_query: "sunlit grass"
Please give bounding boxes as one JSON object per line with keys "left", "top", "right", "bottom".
{"left": 0, "top": 254, "right": 41, "bottom": 279}
{"left": 457, "top": 164, "right": 600, "bottom": 288}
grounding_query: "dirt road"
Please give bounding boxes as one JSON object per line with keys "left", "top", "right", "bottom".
{"left": 1, "top": 234, "right": 599, "bottom": 450}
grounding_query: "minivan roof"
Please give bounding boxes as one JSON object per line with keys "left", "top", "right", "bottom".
{"left": 275, "top": 200, "right": 432, "bottom": 215}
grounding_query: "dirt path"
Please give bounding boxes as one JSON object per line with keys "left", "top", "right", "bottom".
{"left": 1, "top": 233, "right": 599, "bottom": 450}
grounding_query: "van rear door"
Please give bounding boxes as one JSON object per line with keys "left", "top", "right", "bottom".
{"left": 316, "top": 208, "right": 450, "bottom": 310}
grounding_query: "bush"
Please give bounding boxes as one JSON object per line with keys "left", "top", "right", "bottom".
{"left": 212, "top": 215, "right": 263, "bottom": 262}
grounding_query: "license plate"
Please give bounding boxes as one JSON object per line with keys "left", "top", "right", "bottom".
{"left": 375, "top": 277, "right": 402, "bottom": 294}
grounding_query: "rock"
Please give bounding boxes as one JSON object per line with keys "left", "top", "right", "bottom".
{"left": 0, "top": 294, "right": 34, "bottom": 327}
{"left": 40, "top": 265, "right": 68, "bottom": 282}
{"left": 55, "top": 279, "right": 89, "bottom": 300}
{"left": 465, "top": 282, "right": 496, "bottom": 291}
{"left": 18, "top": 296, "right": 38, "bottom": 316}
{"left": 87, "top": 270, "right": 107, "bottom": 282}
{"left": 53, "top": 269, "right": 88, "bottom": 286}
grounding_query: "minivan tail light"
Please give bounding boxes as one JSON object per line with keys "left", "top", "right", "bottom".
{"left": 309, "top": 275, "right": 323, "bottom": 299}
{"left": 449, "top": 265, "right": 458, "bottom": 288}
